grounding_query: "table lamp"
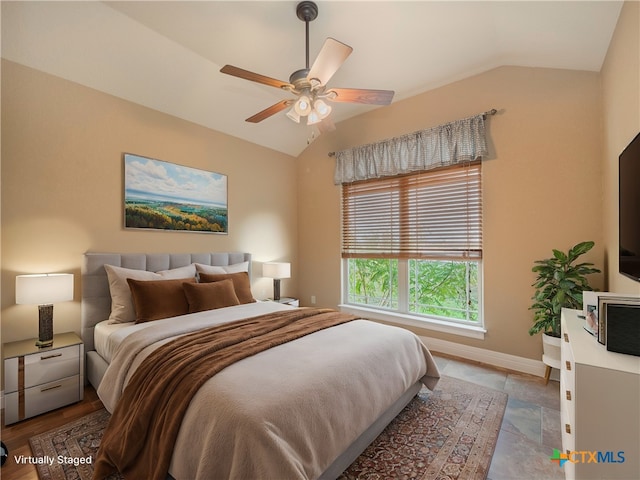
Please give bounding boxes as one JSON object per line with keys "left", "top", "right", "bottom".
{"left": 16, "top": 273, "right": 74, "bottom": 347}
{"left": 262, "top": 262, "right": 291, "bottom": 301}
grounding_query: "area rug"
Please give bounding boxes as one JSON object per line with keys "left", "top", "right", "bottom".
{"left": 29, "top": 375, "right": 507, "bottom": 480}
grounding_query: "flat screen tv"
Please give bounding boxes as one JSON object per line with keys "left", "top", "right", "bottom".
{"left": 619, "top": 132, "right": 640, "bottom": 282}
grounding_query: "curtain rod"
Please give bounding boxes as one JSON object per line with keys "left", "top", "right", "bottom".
{"left": 327, "top": 108, "right": 498, "bottom": 157}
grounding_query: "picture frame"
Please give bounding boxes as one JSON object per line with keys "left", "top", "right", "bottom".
{"left": 582, "top": 291, "right": 635, "bottom": 338}
{"left": 124, "top": 153, "right": 228, "bottom": 234}
{"left": 597, "top": 296, "right": 640, "bottom": 346}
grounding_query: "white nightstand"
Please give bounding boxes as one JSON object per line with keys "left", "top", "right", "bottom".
{"left": 3, "top": 332, "right": 84, "bottom": 425}
{"left": 271, "top": 297, "right": 299, "bottom": 307}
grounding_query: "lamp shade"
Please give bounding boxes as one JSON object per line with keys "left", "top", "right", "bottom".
{"left": 294, "top": 96, "right": 312, "bottom": 116}
{"left": 262, "top": 262, "right": 291, "bottom": 279}
{"left": 314, "top": 99, "right": 332, "bottom": 119}
{"left": 307, "top": 109, "right": 321, "bottom": 125}
{"left": 16, "top": 274, "right": 74, "bottom": 305}
{"left": 286, "top": 107, "right": 301, "bottom": 123}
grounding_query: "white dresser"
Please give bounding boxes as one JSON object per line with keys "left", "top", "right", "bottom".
{"left": 560, "top": 308, "right": 640, "bottom": 479}
{"left": 3, "top": 332, "right": 84, "bottom": 425}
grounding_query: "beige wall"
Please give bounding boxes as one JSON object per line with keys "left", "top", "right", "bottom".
{"left": 1, "top": 60, "right": 298, "bottom": 347}
{"left": 297, "top": 65, "right": 605, "bottom": 361}
{"left": 601, "top": 1, "right": 640, "bottom": 295}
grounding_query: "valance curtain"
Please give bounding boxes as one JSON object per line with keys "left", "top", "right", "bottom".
{"left": 334, "top": 114, "right": 488, "bottom": 185}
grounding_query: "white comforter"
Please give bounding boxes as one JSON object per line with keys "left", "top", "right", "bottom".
{"left": 97, "top": 302, "right": 440, "bottom": 480}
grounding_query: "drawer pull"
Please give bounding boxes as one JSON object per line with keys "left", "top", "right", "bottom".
{"left": 41, "top": 384, "right": 62, "bottom": 393}
{"left": 565, "top": 361, "right": 572, "bottom": 371}
{"left": 565, "top": 424, "right": 571, "bottom": 434}
{"left": 564, "top": 333, "right": 569, "bottom": 342}
{"left": 566, "top": 390, "right": 572, "bottom": 401}
{"left": 40, "top": 353, "right": 63, "bottom": 361}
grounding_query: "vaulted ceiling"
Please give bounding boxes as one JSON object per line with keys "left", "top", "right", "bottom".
{"left": 2, "top": 1, "right": 623, "bottom": 156}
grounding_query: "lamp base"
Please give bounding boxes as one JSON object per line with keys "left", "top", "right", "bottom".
{"left": 36, "top": 304, "right": 54, "bottom": 348}
{"left": 273, "top": 279, "right": 281, "bottom": 301}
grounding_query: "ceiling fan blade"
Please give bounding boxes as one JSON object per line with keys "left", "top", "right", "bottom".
{"left": 317, "top": 116, "right": 336, "bottom": 134}
{"left": 327, "top": 88, "right": 395, "bottom": 105}
{"left": 307, "top": 38, "right": 353, "bottom": 86}
{"left": 220, "top": 65, "right": 292, "bottom": 90}
{"left": 246, "top": 100, "right": 292, "bottom": 123}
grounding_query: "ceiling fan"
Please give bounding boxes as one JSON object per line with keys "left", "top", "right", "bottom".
{"left": 220, "top": 1, "right": 394, "bottom": 132}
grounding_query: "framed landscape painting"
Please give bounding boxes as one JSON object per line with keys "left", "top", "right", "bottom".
{"left": 124, "top": 153, "right": 228, "bottom": 234}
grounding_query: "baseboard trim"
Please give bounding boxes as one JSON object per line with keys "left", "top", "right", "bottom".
{"left": 419, "top": 335, "right": 560, "bottom": 380}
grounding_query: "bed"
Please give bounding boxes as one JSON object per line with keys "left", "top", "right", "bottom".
{"left": 81, "top": 252, "right": 440, "bottom": 480}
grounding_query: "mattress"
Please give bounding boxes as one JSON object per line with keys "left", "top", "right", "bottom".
{"left": 94, "top": 320, "right": 133, "bottom": 363}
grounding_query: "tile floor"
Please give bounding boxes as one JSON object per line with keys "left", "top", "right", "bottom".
{"left": 432, "top": 354, "right": 565, "bottom": 480}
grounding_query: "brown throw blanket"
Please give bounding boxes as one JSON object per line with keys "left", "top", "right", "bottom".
{"left": 93, "top": 307, "right": 358, "bottom": 480}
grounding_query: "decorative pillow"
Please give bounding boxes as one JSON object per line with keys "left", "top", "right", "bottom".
{"left": 183, "top": 279, "right": 240, "bottom": 313}
{"left": 198, "top": 272, "right": 256, "bottom": 304}
{"left": 195, "top": 261, "right": 249, "bottom": 276}
{"left": 104, "top": 264, "right": 197, "bottom": 323}
{"left": 126, "top": 277, "right": 196, "bottom": 323}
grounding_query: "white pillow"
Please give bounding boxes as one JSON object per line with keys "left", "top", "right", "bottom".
{"left": 223, "top": 261, "right": 250, "bottom": 273}
{"left": 195, "top": 261, "right": 249, "bottom": 276}
{"left": 194, "top": 264, "right": 226, "bottom": 275}
{"left": 157, "top": 263, "right": 197, "bottom": 279}
{"left": 104, "top": 264, "right": 197, "bottom": 323}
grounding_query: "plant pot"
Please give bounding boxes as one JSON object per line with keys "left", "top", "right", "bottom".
{"left": 542, "top": 333, "right": 561, "bottom": 367}
{"left": 542, "top": 333, "right": 561, "bottom": 384}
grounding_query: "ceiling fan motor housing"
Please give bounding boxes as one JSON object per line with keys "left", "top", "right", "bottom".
{"left": 289, "top": 68, "right": 311, "bottom": 90}
{"left": 296, "top": 1, "right": 318, "bottom": 22}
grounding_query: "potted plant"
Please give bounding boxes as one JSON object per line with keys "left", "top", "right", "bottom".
{"left": 529, "top": 241, "right": 601, "bottom": 382}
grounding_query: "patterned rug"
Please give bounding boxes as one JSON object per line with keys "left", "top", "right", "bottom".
{"left": 29, "top": 376, "right": 507, "bottom": 480}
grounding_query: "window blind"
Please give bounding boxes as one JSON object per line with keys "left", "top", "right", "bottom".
{"left": 341, "top": 162, "right": 482, "bottom": 260}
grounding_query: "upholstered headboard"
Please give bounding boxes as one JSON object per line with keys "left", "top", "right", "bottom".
{"left": 81, "top": 252, "right": 251, "bottom": 352}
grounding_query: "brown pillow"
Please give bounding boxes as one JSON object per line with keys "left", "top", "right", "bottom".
{"left": 198, "top": 271, "right": 256, "bottom": 304}
{"left": 127, "top": 277, "right": 196, "bottom": 323}
{"left": 183, "top": 279, "right": 241, "bottom": 313}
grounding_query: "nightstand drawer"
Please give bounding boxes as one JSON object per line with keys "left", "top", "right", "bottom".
{"left": 25, "top": 374, "right": 81, "bottom": 418}
{"left": 24, "top": 345, "right": 80, "bottom": 388}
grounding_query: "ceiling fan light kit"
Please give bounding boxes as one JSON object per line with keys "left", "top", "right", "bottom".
{"left": 220, "top": 1, "right": 394, "bottom": 131}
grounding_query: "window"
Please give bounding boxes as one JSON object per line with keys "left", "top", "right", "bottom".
{"left": 341, "top": 162, "right": 482, "bottom": 329}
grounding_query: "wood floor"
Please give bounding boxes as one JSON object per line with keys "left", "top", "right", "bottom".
{"left": 1, "top": 386, "right": 104, "bottom": 480}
